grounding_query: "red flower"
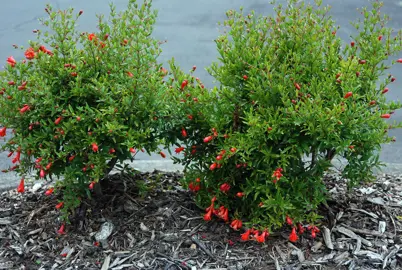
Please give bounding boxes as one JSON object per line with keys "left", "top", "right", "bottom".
{"left": 203, "top": 136, "right": 213, "bottom": 143}
{"left": 294, "top": 83, "right": 301, "bottom": 90}
{"left": 129, "top": 147, "right": 136, "bottom": 153}
{"left": 350, "top": 41, "right": 355, "bottom": 47}
{"left": 378, "top": 35, "right": 383, "bottom": 41}
{"left": 241, "top": 229, "right": 251, "bottom": 241}
{"left": 45, "top": 187, "right": 54, "bottom": 196}
{"left": 160, "top": 151, "right": 166, "bottom": 158}
{"left": 369, "top": 100, "right": 376, "bottom": 106}
{"left": 24, "top": 48, "right": 36, "bottom": 60}
{"left": 20, "top": 105, "right": 30, "bottom": 114}
{"left": 188, "top": 182, "right": 200, "bottom": 192}
{"left": 17, "top": 178, "right": 25, "bottom": 193}
{"left": 272, "top": 167, "right": 283, "bottom": 183}
{"left": 242, "top": 75, "right": 248, "bottom": 80}
{"left": 68, "top": 155, "right": 75, "bottom": 162}
{"left": 54, "top": 116, "right": 62, "bottom": 125}
{"left": 38, "top": 45, "right": 53, "bottom": 56}
{"left": 175, "top": 146, "right": 185, "bottom": 154}
{"left": 216, "top": 155, "right": 222, "bottom": 160}
{"left": 181, "top": 80, "right": 188, "bottom": 90}
{"left": 359, "top": 59, "right": 366, "bottom": 64}
{"left": 289, "top": 228, "right": 298, "bottom": 243}
{"left": 88, "top": 33, "right": 96, "bottom": 41}
{"left": 209, "top": 162, "right": 217, "bottom": 171}
{"left": 108, "top": 148, "right": 115, "bottom": 154}
{"left": 230, "top": 147, "right": 236, "bottom": 153}
{"left": 255, "top": 230, "right": 269, "bottom": 243}
{"left": 40, "top": 169, "right": 46, "bottom": 178}
{"left": 382, "top": 88, "right": 389, "bottom": 94}
{"left": 397, "top": 59, "right": 402, "bottom": 63}
{"left": 220, "top": 183, "right": 230, "bottom": 193}
{"left": 181, "top": 128, "right": 187, "bottom": 138}
{"left": 57, "top": 223, "right": 66, "bottom": 234}
{"left": 298, "top": 223, "right": 305, "bottom": 234}
{"left": 12, "top": 151, "right": 21, "bottom": 164}
{"left": 381, "top": 114, "right": 391, "bottom": 119}
{"left": 204, "top": 208, "right": 213, "bottom": 221}
{"left": 0, "top": 127, "right": 6, "bottom": 137}
{"left": 187, "top": 114, "right": 193, "bottom": 120}
{"left": 92, "top": 143, "right": 99, "bottom": 152}
{"left": 236, "top": 192, "right": 244, "bottom": 198}
{"left": 391, "top": 77, "right": 396, "bottom": 82}
{"left": 356, "top": 71, "right": 360, "bottom": 77}
{"left": 344, "top": 92, "right": 353, "bottom": 99}
{"left": 286, "top": 215, "right": 293, "bottom": 226}
{"left": 6, "top": 56, "right": 16, "bottom": 67}
{"left": 55, "top": 202, "right": 64, "bottom": 209}
{"left": 127, "top": 71, "right": 133, "bottom": 77}
{"left": 230, "top": 219, "right": 242, "bottom": 230}
{"left": 78, "top": 10, "right": 83, "bottom": 16}
{"left": 89, "top": 181, "right": 96, "bottom": 189}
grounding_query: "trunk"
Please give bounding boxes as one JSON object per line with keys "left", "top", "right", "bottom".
{"left": 94, "top": 157, "right": 119, "bottom": 197}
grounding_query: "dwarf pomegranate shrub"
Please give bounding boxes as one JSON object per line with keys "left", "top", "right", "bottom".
{"left": 162, "top": 0, "right": 402, "bottom": 241}
{"left": 0, "top": 0, "right": 167, "bottom": 214}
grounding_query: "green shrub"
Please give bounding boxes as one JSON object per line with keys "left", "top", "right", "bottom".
{"left": 162, "top": 0, "right": 402, "bottom": 242}
{"left": 0, "top": 0, "right": 166, "bottom": 215}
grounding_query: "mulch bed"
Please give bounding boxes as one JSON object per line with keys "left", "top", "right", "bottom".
{"left": 0, "top": 168, "right": 402, "bottom": 270}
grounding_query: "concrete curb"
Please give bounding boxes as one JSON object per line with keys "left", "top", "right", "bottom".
{"left": 2, "top": 159, "right": 402, "bottom": 193}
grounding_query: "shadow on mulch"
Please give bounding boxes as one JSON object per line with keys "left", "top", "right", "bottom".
{"left": 0, "top": 169, "right": 401, "bottom": 270}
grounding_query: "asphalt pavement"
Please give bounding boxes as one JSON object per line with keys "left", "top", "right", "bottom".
{"left": 1, "top": 0, "right": 402, "bottom": 190}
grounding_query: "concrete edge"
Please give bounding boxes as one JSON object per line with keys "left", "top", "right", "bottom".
{"left": 2, "top": 159, "right": 402, "bottom": 193}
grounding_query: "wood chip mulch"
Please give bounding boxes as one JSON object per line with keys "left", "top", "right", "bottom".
{"left": 0, "top": 168, "right": 402, "bottom": 270}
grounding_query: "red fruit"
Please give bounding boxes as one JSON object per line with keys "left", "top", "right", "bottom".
{"left": 40, "top": 169, "right": 46, "bottom": 178}
{"left": 45, "top": 187, "right": 54, "bottom": 196}
{"left": 193, "top": 97, "right": 198, "bottom": 102}
{"left": 160, "top": 151, "right": 166, "bottom": 158}
{"left": 181, "top": 128, "right": 187, "bottom": 138}
{"left": 291, "top": 99, "right": 297, "bottom": 104}
{"left": 369, "top": 100, "right": 376, "bottom": 106}
{"left": 242, "top": 75, "right": 248, "bottom": 80}
{"left": 216, "top": 155, "right": 222, "bottom": 161}
{"left": 359, "top": 60, "right": 366, "bottom": 64}
{"left": 55, "top": 202, "right": 64, "bottom": 209}
{"left": 91, "top": 143, "right": 99, "bottom": 152}
{"left": 203, "top": 136, "right": 213, "bottom": 143}
{"left": 294, "top": 83, "right": 301, "bottom": 90}
{"left": 289, "top": 228, "right": 298, "bottom": 243}
{"left": 209, "top": 162, "right": 217, "bottom": 170}
{"left": 381, "top": 114, "right": 391, "bottom": 119}
{"left": 68, "top": 155, "right": 75, "bottom": 162}
{"left": 45, "top": 162, "right": 52, "bottom": 170}
{"left": 241, "top": 229, "right": 251, "bottom": 241}
{"left": 0, "top": 127, "right": 6, "bottom": 137}
{"left": 344, "top": 92, "right": 353, "bottom": 99}
{"left": 19, "top": 105, "right": 30, "bottom": 114}
{"left": 17, "top": 178, "right": 25, "bottom": 193}
{"left": 382, "top": 88, "right": 389, "bottom": 94}
{"left": 175, "top": 147, "right": 185, "bottom": 153}
{"left": 236, "top": 192, "right": 244, "bottom": 198}
{"left": 76, "top": 116, "right": 81, "bottom": 121}
{"left": 356, "top": 71, "right": 360, "bottom": 77}
{"left": 230, "top": 147, "right": 236, "bottom": 153}
{"left": 297, "top": 223, "right": 305, "bottom": 234}
{"left": 187, "top": 114, "right": 193, "bottom": 120}
{"left": 71, "top": 72, "right": 77, "bottom": 77}
{"left": 351, "top": 41, "right": 355, "bottom": 47}
{"left": 129, "top": 148, "right": 136, "bottom": 153}
{"left": 108, "top": 148, "right": 115, "bottom": 154}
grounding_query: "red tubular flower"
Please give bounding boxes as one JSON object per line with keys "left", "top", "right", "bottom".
{"left": 129, "top": 147, "right": 136, "bottom": 153}
{"left": 298, "top": 223, "right": 305, "bottom": 234}
{"left": 289, "top": 228, "right": 298, "bottom": 243}
{"left": 88, "top": 33, "right": 96, "bottom": 41}
{"left": 17, "top": 178, "right": 25, "bottom": 193}
{"left": 89, "top": 181, "right": 96, "bottom": 189}
{"left": 397, "top": 59, "right": 402, "bottom": 63}
{"left": 272, "top": 168, "right": 283, "bottom": 183}
{"left": 24, "top": 48, "right": 36, "bottom": 60}
{"left": 242, "top": 75, "right": 248, "bottom": 80}
{"left": 188, "top": 182, "right": 200, "bottom": 192}
{"left": 351, "top": 41, "right": 355, "bottom": 47}
{"left": 55, "top": 202, "right": 64, "bottom": 209}
{"left": 382, "top": 88, "right": 389, "bottom": 94}
{"left": 216, "top": 155, "right": 222, "bottom": 160}
{"left": 181, "top": 128, "right": 187, "bottom": 138}
{"left": 40, "top": 169, "right": 46, "bottom": 178}
{"left": 187, "top": 114, "right": 193, "bottom": 120}
{"left": 344, "top": 92, "right": 353, "bottom": 99}
{"left": 127, "top": 71, "right": 133, "bottom": 77}
{"left": 160, "top": 151, "right": 166, "bottom": 158}
{"left": 255, "top": 231, "right": 267, "bottom": 243}
{"left": 230, "top": 147, "right": 236, "bottom": 153}
{"left": 45, "top": 188, "right": 54, "bottom": 196}
{"left": 92, "top": 143, "right": 99, "bottom": 152}
{"left": 0, "top": 127, "right": 6, "bottom": 137}
{"left": 57, "top": 223, "right": 66, "bottom": 234}
{"left": 294, "top": 83, "right": 301, "bottom": 90}
{"left": 286, "top": 216, "right": 293, "bottom": 226}
{"left": 230, "top": 219, "right": 242, "bottom": 230}
{"left": 236, "top": 192, "right": 244, "bottom": 198}
{"left": 175, "top": 146, "right": 185, "bottom": 154}
{"left": 204, "top": 208, "right": 213, "bottom": 221}
{"left": 241, "top": 229, "right": 251, "bottom": 241}
{"left": 6, "top": 56, "right": 16, "bottom": 67}
{"left": 359, "top": 59, "right": 366, "bottom": 64}
{"left": 20, "top": 105, "right": 30, "bottom": 114}
{"left": 45, "top": 162, "right": 52, "bottom": 170}
{"left": 54, "top": 117, "right": 62, "bottom": 125}
{"left": 12, "top": 151, "right": 21, "bottom": 164}
{"left": 220, "top": 183, "right": 230, "bottom": 193}
{"left": 203, "top": 136, "right": 213, "bottom": 143}
{"left": 209, "top": 162, "right": 217, "bottom": 171}
{"left": 381, "top": 114, "right": 391, "bottom": 119}
{"left": 108, "top": 148, "right": 115, "bottom": 154}
{"left": 181, "top": 80, "right": 188, "bottom": 90}
{"left": 369, "top": 100, "right": 376, "bottom": 106}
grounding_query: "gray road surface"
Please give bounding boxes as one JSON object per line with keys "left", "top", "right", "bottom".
{"left": 1, "top": 0, "right": 402, "bottom": 190}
